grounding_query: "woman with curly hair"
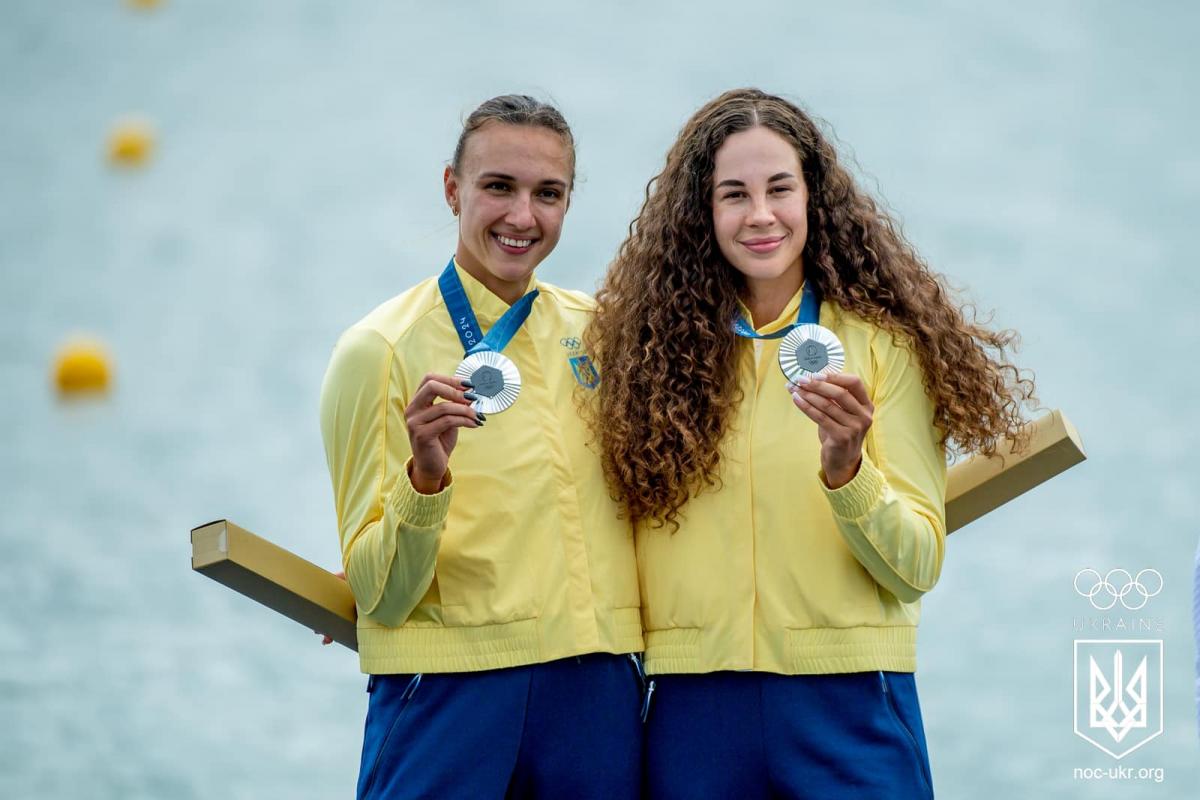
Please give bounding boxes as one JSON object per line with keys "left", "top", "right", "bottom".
{"left": 584, "top": 88, "right": 1036, "bottom": 798}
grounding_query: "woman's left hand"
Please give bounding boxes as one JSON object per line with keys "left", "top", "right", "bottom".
{"left": 790, "top": 373, "right": 873, "bottom": 490}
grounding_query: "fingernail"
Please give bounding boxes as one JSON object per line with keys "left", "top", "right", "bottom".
{"left": 796, "top": 375, "right": 812, "bottom": 385}
{"left": 812, "top": 373, "right": 826, "bottom": 381}
{"left": 463, "top": 391, "right": 479, "bottom": 401}
{"left": 460, "top": 379, "right": 475, "bottom": 388}
{"left": 793, "top": 392, "right": 806, "bottom": 404}
{"left": 476, "top": 412, "right": 487, "bottom": 422}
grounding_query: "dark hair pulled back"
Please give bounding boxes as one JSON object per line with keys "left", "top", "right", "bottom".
{"left": 451, "top": 94, "right": 576, "bottom": 187}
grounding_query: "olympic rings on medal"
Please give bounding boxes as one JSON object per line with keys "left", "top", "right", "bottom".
{"left": 559, "top": 337, "right": 581, "bottom": 350}
{"left": 1072, "top": 568, "right": 1163, "bottom": 611}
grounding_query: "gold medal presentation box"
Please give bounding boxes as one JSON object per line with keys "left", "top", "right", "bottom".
{"left": 191, "top": 409, "right": 1084, "bottom": 652}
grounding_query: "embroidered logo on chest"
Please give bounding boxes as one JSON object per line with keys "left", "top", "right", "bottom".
{"left": 560, "top": 336, "right": 600, "bottom": 389}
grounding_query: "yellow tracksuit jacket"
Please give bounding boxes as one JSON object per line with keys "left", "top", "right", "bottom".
{"left": 320, "top": 263, "right": 642, "bottom": 674}
{"left": 638, "top": 287, "right": 947, "bottom": 676}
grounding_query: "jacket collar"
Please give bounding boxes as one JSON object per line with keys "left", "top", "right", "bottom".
{"left": 735, "top": 282, "right": 805, "bottom": 337}
{"left": 451, "top": 257, "right": 537, "bottom": 323}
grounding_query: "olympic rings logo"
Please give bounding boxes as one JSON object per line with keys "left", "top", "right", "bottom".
{"left": 559, "top": 337, "right": 581, "bottom": 350}
{"left": 1073, "top": 569, "right": 1163, "bottom": 611}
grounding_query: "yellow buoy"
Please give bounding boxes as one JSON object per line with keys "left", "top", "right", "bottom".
{"left": 53, "top": 338, "right": 114, "bottom": 397}
{"left": 107, "top": 118, "right": 155, "bottom": 167}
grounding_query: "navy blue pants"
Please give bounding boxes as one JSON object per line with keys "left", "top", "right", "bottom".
{"left": 645, "top": 671, "right": 934, "bottom": 799}
{"left": 357, "top": 653, "right": 643, "bottom": 799}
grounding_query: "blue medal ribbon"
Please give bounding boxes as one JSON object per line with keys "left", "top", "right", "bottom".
{"left": 438, "top": 258, "right": 539, "bottom": 355}
{"left": 731, "top": 281, "right": 822, "bottom": 339}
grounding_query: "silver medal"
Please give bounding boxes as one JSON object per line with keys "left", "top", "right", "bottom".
{"left": 455, "top": 350, "right": 522, "bottom": 414}
{"left": 778, "top": 323, "right": 845, "bottom": 383}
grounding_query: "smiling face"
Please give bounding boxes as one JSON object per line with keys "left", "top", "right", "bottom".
{"left": 444, "top": 122, "right": 572, "bottom": 301}
{"left": 711, "top": 125, "right": 809, "bottom": 292}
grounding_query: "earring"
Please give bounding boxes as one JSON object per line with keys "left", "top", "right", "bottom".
{"left": 451, "top": 205, "right": 459, "bottom": 217}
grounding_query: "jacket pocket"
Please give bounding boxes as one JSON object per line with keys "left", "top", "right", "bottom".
{"left": 435, "top": 549, "right": 538, "bottom": 626}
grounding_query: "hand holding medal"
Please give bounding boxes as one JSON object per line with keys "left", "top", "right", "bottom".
{"left": 790, "top": 373, "right": 873, "bottom": 490}
{"left": 405, "top": 373, "right": 483, "bottom": 494}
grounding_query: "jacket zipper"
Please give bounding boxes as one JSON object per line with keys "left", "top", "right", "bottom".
{"left": 641, "top": 680, "right": 656, "bottom": 723}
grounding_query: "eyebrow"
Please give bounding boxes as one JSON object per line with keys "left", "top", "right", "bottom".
{"left": 478, "top": 171, "right": 568, "bottom": 189}
{"left": 715, "top": 172, "right": 796, "bottom": 189}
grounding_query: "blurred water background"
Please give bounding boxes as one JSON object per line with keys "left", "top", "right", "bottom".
{"left": 2, "top": 1, "right": 1198, "bottom": 797}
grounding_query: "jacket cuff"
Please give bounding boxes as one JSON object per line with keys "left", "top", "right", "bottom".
{"left": 388, "top": 458, "right": 454, "bottom": 528}
{"left": 821, "top": 451, "right": 885, "bottom": 520}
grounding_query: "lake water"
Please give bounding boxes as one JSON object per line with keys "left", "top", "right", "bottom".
{"left": 2, "top": 1, "right": 1197, "bottom": 797}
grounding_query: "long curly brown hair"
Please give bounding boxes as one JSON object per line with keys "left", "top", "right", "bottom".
{"left": 583, "top": 88, "right": 1037, "bottom": 529}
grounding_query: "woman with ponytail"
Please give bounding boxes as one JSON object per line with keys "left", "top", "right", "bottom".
{"left": 321, "top": 95, "right": 643, "bottom": 799}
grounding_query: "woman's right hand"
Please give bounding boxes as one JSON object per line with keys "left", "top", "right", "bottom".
{"left": 405, "top": 373, "right": 483, "bottom": 494}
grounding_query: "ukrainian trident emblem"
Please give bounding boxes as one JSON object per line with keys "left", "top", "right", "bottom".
{"left": 560, "top": 336, "right": 599, "bottom": 389}
{"left": 570, "top": 355, "right": 600, "bottom": 390}
{"left": 1073, "top": 640, "right": 1163, "bottom": 758}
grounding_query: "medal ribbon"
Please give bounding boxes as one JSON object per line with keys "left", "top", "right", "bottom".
{"left": 732, "top": 281, "right": 821, "bottom": 339}
{"left": 439, "top": 257, "right": 539, "bottom": 355}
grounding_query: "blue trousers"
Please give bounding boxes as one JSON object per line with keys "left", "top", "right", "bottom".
{"left": 645, "top": 671, "right": 934, "bottom": 799}
{"left": 357, "top": 653, "right": 644, "bottom": 799}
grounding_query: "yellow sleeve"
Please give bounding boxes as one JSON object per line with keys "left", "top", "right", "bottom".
{"left": 319, "top": 326, "right": 453, "bottom": 626}
{"left": 820, "top": 330, "right": 947, "bottom": 604}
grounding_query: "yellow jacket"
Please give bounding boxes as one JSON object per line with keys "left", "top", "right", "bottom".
{"left": 320, "top": 263, "right": 642, "bottom": 675}
{"left": 638, "top": 287, "right": 946, "bottom": 676}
